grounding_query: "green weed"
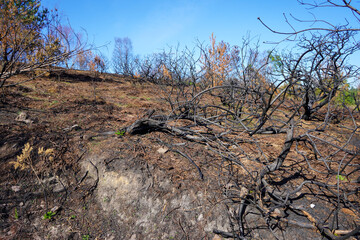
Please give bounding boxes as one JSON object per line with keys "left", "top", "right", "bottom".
{"left": 49, "top": 100, "right": 58, "bottom": 106}
{"left": 336, "top": 175, "right": 346, "bottom": 181}
{"left": 115, "top": 130, "right": 126, "bottom": 136}
{"left": 14, "top": 208, "right": 19, "bottom": 219}
{"left": 82, "top": 235, "right": 90, "bottom": 240}
{"left": 43, "top": 211, "right": 56, "bottom": 220}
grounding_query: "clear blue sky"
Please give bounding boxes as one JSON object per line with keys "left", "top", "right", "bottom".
{"left": 41, "top": 0, "right": 359, "bottom": 60}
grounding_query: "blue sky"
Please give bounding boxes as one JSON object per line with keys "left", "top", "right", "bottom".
{"left": 41, "top": 0, "right": 359, "bottom": 61}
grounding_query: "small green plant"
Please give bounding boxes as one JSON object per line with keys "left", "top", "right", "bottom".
{"left": 115, "top": 130, "right": 126, "bottom": 136}
{"left": 336, "top": 175, "right": 346, "bottom": 181}
{"left": 14, "top": 208, "right": 19, "bottom": 220}
{"left": 43, "top": 211, "right": 56, "bottom": 220}
{"left": 70, "top": 215, "right": 76, "bottom": 219}
{"left": 82, "top": 234, "right": 90, "bottom": 240}
{"left": 49, "top": 100, "right": 59, "bottom": 106}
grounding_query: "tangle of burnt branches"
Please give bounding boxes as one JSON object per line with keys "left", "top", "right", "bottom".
{"left": 126, "top": 20, "right": 360, "bottom": 239}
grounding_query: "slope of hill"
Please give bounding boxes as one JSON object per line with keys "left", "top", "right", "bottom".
{"left": 0, "top": 70, "right": 359, "bottom": 239}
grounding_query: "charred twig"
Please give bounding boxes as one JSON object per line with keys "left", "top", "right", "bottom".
{"left": 162, "top": 206, "right": 181, "bottom": 222}
{"left": 86, "top": 161, "right": 99, "bottom": 196}
{"left": 291, "top": 205, "right": 360, "bottom": 240}
{"left": 171, "top": 149, "right": 204, "bottom": 180}
{"left": 156, "top": 139, "right": 204, "bottom": 180}
{"left": 127, "top": 118, "right": 221, "bottom": 143}
{"left": 213, "top": 229, "right": 248, "bottom": 240}
{"left": 258, "top": 122, "right": 295, "bottom": 194}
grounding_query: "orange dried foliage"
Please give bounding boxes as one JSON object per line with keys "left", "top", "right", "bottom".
{"left": 201, "top": 33, "right": 233, "bottom": 87}
{"left": 134, "top": 72, "right": 141, "bottom": 79}
{"left": 161, "top": 64, "right": 172, "bottom": 81}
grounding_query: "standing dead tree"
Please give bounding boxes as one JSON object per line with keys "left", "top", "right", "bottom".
{"left": 134, "top": 54, "right": 161, "bottom": 83}
{"left": 282, "top": 30, "right": 360, "bottom": 121}
{"left": 155, "top": 46, "right": 201, "bottom": 116}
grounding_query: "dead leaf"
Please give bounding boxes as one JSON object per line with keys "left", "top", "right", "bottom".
{"left": 341, "top": 208, "right": 359, "bottom": 218}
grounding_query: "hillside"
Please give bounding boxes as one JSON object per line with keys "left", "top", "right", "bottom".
{"left": 0, "top": 70, "right": 359, "bottom": 240}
